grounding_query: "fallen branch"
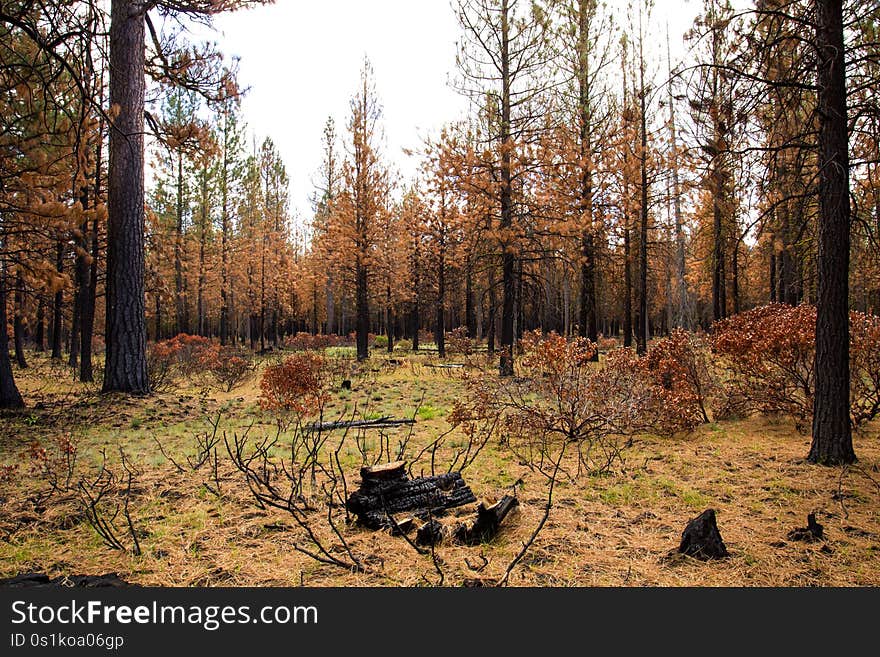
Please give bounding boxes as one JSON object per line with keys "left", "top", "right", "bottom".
{"left": 305, "top": 417, "right": 416, "bottom": 432}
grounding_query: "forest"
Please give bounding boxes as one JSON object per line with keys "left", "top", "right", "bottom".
{"left": 0, "top": 0, "right": 878, "bottom": 588}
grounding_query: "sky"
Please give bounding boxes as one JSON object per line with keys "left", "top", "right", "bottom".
{"left": 206, "top": 0, "right": 703, "bottom": 221}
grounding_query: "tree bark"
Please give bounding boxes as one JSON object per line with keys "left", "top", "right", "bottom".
{"left": 436, "top": 238, "right": 446, "bottom": 358}
{"left": 80, "top": 133, "right": 102, "bottom": 383}
{"left": 103, "top": 0, "right": 149, "bottom": 394}
{"left": 13, "top": 270, "right": 27, "bottom": 369}
{"left": 498, "top": 0, "right": 514, "bottom": 377}
{"left": 809, "top": 0, "right": 855, "bottom": 465}
{"left": 636, "top": 6, "right": 649, "bottom": 355}
{"left": 51, "top": 240, "right": 63, "bottom": 359}
{"left": 0, "top": 265, "right": 24, "bottom": 408}
{"left": 35, "top": 297, "right": 45, "bottom": 352}
{"left": 356, "top": 259, "right": 369, "bottom": 361}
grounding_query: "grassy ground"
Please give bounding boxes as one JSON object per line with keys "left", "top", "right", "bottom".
{"left": 1, "top": 349, "right": 878, "bottom": 587}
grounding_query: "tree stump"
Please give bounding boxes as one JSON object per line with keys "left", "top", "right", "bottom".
{"left": 787, "top": 513, "right": 824, "bottom": 542}
{"left": 454, "top": 495, "right": 519, "bottom": 545}
{"left": 678, "top": 509, "right": 729, "bottom": 560}
{"left": 346, "top": 461, "right": 477, "bottom": 529}
{"left": 416, "top": 519, "right": 444, "bottom": 547}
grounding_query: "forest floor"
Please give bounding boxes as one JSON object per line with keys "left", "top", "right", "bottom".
{"left": 1, "top": 349, "right": 879, "bottom": 587}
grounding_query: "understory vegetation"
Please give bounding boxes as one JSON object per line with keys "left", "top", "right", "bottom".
{"left": 1, "top": 319, "right": 878, "bottom": 587}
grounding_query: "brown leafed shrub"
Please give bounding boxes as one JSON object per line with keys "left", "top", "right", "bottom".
{"left": 283, "top": 332, "right": 348, "bottom": 352}
{"left": 641, "top": 328, "right": 713, "bottom": 426}
{"left": 148, "top": 333, "right": 214, "bottom": 390}
{"left": 711, "top": 304, "right": 880, "bottom": 430}
{"left": 197, "top": 345, "right": 257, "bottom": 392}
{"left": 455, "top": 332, "right": 699, "bottom": 476}
{"left": 445, "top": 326, "right": 476, "bottom": 356}
{"left": 259, "top": 352, "right": 331, "bottom": 417}
{"left": 845, "top": 311, "right": 880, "bottom": 427}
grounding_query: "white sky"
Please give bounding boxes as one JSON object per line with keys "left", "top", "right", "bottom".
{"left": 208, "top": 0, "right": 703, "bottom": 220}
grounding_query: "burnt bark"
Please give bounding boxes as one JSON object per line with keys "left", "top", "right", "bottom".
{"left": 678, "top": 508, "right": 728, "bottom": 560}
{"left": 103, "top": 0, "right": 149, "bottom": 394}
{"left": 0, "top": 268, "right": 24, "bottom": 408}
{"left": 51, "top": 240, "right": 63, "bottom": 360}
{"left": 13, "top": 270, "right": 27, "bottom": 369}
{"left": 809, "top": 0, "right": 855, "bottom": 465}
{"left": 346, "top": 461, "right": 476, "bottom": 529}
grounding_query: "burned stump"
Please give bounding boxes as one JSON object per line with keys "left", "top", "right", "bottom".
{"left": 416, "top": 519, "right": 445, "bottom": 547}
{"left": 346, "top": 461, "right": 477, "bottom": 529}
{"left": 454, "top": 495, "right": 519, "bottom": 545}
{"left": 678, "top": 508, "right": 729, "bottom": 560}
{"left": 788, "top": 513, "right": 824, "bottom": 542}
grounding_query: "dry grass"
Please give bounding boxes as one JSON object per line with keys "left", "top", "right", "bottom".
{"left": 1, "top": 350, "right": 878, "bottom": 587}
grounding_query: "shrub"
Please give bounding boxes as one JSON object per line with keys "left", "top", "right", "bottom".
{"left": 460, "top": 332, "right": 700, "bottom": 476}
{"left": 641, "top": 328, "right": 713, "bottom": 426}
{"left": 711, "top": 304, "right": 880, "bottom": 430}
{"left": 445, "top": 326, "right": 475, "bottom": 356}
{"left": 394, "top": 338, "right": 413, "bottom": 352}
{"left": 283, "top": 332, "right": 347, "bottom": 352}
{"left": 711, "top": 304, "right": 816, "bottom": 429}
{"left": 197, "top": 345, "right": 257, "bottom": 392}
{"left": 148, "top": 334, "right": 214, "bottom": 390}
{"left": 597, "top": 334, "right": 619, "bottom": 352}
{"left": 374, "top": 334, "right": 388, "bottom": 349}
{"left": 259, "top": 352, "right": 331, "bottom": 418}
{"left": 850, "top": 311, "right": 880, "bottom": 427}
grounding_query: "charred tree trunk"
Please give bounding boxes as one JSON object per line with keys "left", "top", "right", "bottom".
{"left": 465, "top": 262, "right": 476, "bottom": 339}
{"left": 103, "top": 0, "right": 149, "bottom": 394}
{"left": 80, "top": 136, "right": 102, "bottom": 383}
{"left": 436, "top": 242, "right": 446, "bottom": 358}
{"left": 35, "top": 297, "right": 45, "bottom": 352}
{"left": 410, "top": 299, "right": 420, "bottom": 351}
{"left": 51, "top": 240, "right": 63, "bottom": 360}
{"left": 356, "top": 259, "right": 369, "bottom": 361}
{"left": 769, "top": 248, "right": 777, "bottom": 303}
{"left": 0, "top": 265, "right": 24, "bottom": 408}
{"left": 809, "top": 0, "right": 855, "bottom": 465}
{"left": 498, "top": 0, "right": 515, "bottom": 377}
{"left": 623, "top": 225, "right": 633, "bottom": 348}
{"left": 13, "top": 270, "right": 27, "bottom": 369}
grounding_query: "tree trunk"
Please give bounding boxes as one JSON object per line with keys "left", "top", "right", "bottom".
{"left": 498, "top": 0, "right": 514, "bottom": 377}
{"left": 13, "top": 270, "right": 27, "bottom": 369}
{"left": 103, "top": 0, "right": 149, "bottom": 394}
{"left": 465, "top": 263, "right": 476, "bottom": 339}
{"left": 436, "top": 244, "right": 446, "bottom": 358}
{"left": 69, "top": 190, "right": 89, "bottom": 370}
{"left": 623, "top": 226, "right": 632, "bottom": 348}
{"left": 410, "top": 299, "right": 419, "bottom": 351}
{"left": 35, "top": 297, "right": 45, "bottom": 352}
{"left": 731, "top": 238, "right": 740, "bottom": 315}
{"left": 0, "top": 264, "right": 24, "bottom": 408}
{"left": 637, "top": 23, "right": 649, "bottom": 356}
{"left": 356, "top": 260, "right": 369, "bottom": 361}
{"left": 809, "top": 0, "right": 855, "bottom": 465}
{"left": 769, "top": 248, "right": 777, "bottom": 303}
{"left": 385, "top": 283, "right": 394, "bottom": 353}
{"left": 712, "top": 179, "right": 726, "bottom": 320}
{"left": 51, "top": 240, "right": 63, "bottom": 359}
{"left": 80, "top": 135, "right": 102, "bottom": 383}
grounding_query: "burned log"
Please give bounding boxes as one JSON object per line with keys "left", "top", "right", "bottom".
{"left": 346, "top": 461, "right": 477, "bottom": 529}
{"left": 454, "top": 495, "right": 519, "bottom": 545}
{"left": 306, "top": 416, "right": 415, "bottom": 433}
{"left": 678, "top": 508, "right": 729, "bottom": 560}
